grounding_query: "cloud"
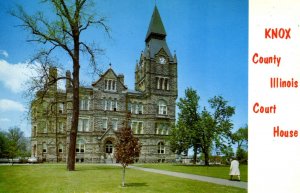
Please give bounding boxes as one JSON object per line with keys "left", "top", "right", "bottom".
{"left": 0, "top": 60, "right": 34, "bottom": 93}
{"left": 0, "top": 118, "right": 10, "bottom": 122}
{"left": 0, "top": 99, "right": 26, "bottom": 112}
{"left": 0, "top": 50, "right": 8, "bottom": 58}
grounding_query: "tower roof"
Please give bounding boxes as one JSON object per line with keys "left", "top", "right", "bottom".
{"left": 145, "top": 5, "right": 167, "bottom": 42}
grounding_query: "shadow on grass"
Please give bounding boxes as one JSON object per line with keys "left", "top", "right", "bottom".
{"left": 125, "top": 182, "right": 148, "bottom": 187}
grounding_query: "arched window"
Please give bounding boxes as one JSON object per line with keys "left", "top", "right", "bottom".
{"left": 105, "top": 141, "right": 113, "bottom": 153}
{"left": 76, "top": 139, "right": 85, "bottom": 153}
{"left": 158, "top": 100, "right": 167, "bottom": 115}
{"left": 158, "top": 142, "right": 165, "bottom": 154}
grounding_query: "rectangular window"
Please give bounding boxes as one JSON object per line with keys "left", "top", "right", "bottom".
{"left": 113, "top": 99, "right": 117, "bottom": 111}
{"left": 131, "top": 104, "right": 135, "bottom": 114}
{"left": 59, "top": 122, "right": 64, "bottom": 133}
{"left": 43, "top": 121, "right": 47, "bottom": 133}
{"left": 80, "top": 98, "right": 89, "bottom": 110}
{"left": 83, "top": 119, "right": 89, "bottom": 132}
{"left": 105, "top": 79, "right": 117, "bottom": 91}
{"left": 78, "top": 118, "right": 89, "bottom": 132}
{"left": 138, "top": 122, "right": 143, "bottom": 134}
{"left": 108, "top": 80, "right": 111, "bottom": 90}
{"left": 112, "top": 118, "right": 118, "bottom": 131}
{"left": 165, "top": 79, "right": 169, "bottom": 90}
{"left": 76, "top": 143, "right": 84, "bottom": 153}
{"left": 138, "top": 104, "right": 143, "bottom": 114}
{"left": 58, "top": 103, "right": 64, "bottom": 113}
{"left": 105, "top": 80, "right": 108, "bottom": 90}
{"left": 104, "top": 98, "right": 107, "bottom": 110}
{"left": 131, "top": 121, "right": 143, "bottom": 134}
{"left": 59, "top": 144, "right": 63, "bottom": 153}
{"left": 102, "top": 118, "right": 108, "bottom": 130}
{"left": 43, "top": 143, "right": 47, "bottom": 153}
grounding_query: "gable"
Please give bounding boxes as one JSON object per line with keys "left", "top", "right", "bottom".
{"left": 92, "top": 68, "right": 127, "bottom": 90}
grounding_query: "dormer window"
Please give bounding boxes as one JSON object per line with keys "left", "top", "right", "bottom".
{"left": 105, "top": 79, "right": 117, "bottom": 91}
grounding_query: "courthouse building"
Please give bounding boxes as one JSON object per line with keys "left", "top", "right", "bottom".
{"left": 31, "top": 6, "right": 178, "bottom": 163}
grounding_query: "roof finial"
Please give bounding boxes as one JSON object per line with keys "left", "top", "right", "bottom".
{"left": 109, "top": 63, "right": 112, "bottom": 69}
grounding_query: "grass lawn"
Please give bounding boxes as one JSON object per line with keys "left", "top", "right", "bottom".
{"left": 136, "top": 164, "right": 248, "bottom": 182}
{"left": 0, "top": 164, "right": 246, "bottom": 193}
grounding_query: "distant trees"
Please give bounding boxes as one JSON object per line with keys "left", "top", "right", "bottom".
{"left": 12, "top": 0, "right": 109, "bottom": 171}
{"left": 170, "top": 88, "right": 235, "bottom": 166}
{"left": 114, "top": 125, "right": 141, "bottom": 187}
{"left": 0, "top": 127, "right": 30, "bottom": 163}
{"left": 0, "top": 131, "right": 8, "bottom": 158}
{"left": 232, "top": 125, "right": 248, "bottom": 163}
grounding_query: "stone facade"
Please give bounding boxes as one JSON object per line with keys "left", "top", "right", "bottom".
{"left": 31, "top": 6, "right": 178, "bottom": 163}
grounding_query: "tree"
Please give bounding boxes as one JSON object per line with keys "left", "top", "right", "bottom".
{"left": 114, "top": 125, "right": 141, "bottom": 187}
{"left": 12, "top": 0, "right": 109, "bottom": 171}
{"left": 169, "top": 123, "right": 189, "bottom": 157}
{"left": 232, "top": 125, "right": 248, "bottom": 163}
{"left": 232, "top": 125, "right": 248, "bottom": 150}
{"left": 199, "top": 96, "right": 235, "bottom": 165}
{"left": 171, "top": 88, "right": 235, "bottom": 166}
{"left": 0, "top": 131, "right": 8, "bottom": 158}
{"left": 6, "top": 127, "right": 27, "bottom": 164}
{"left": 175, "top": 88, "right": 201, "bottom": 164}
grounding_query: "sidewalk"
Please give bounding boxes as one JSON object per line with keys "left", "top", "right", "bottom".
{"left": 129, "top": 166, "right": 247, "bottom": 190}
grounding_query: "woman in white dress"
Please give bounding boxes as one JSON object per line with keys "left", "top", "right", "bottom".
{"left": 229, "top": 159, "right": 240, "bottom": 181}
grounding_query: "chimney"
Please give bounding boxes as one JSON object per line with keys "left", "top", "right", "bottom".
{"left": 66, "top": 70, "right": 72, "bottom": 90}
{"left": 118, "top": 74, "right": 124, "bottom": 85}
{"left": 49, "top": 67, "right": 57, "bottom": 91}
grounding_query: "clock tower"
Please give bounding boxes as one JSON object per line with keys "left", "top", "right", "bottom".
{"left": 135, "top": 5, "right": 178, "bottom": 98}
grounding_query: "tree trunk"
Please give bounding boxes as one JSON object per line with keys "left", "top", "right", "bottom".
{"left": 193, "top": 146, "right": 197, "bottom": 164}
{"left": 122, "top": 166, "right": 126, "bottom": 187}
{"left": 204, "top": 150, "right": 210, "bottom": 166}
{"left": 67, "top": 33, "right": 80, "bottom": 171}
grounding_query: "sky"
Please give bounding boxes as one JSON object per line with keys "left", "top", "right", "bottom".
{"left": 0, "top": 0, "right": 248, "bottom": 137}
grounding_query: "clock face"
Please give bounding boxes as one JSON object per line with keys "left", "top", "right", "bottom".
{"left": 158, "top": 56, "right": 166, "bottom": 64}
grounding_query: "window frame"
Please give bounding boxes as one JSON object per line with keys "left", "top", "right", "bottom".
{"left": 158, "top": 100, "right": 168, "bottom": 115}
{"left": 158, "top": 142, "right": 165, "bottom": 154}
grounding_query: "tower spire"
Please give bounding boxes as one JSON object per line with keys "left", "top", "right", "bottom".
{"left": 145, "top": 5, "right": 166, "bottom": 42}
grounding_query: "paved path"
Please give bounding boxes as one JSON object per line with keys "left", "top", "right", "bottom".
{"left": 129, "top": 166, "right": 247, "bottom": 190}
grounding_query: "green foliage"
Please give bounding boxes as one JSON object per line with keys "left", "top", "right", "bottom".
{"left": 232, "top": 125, "right": 248, "bottom": 150}
{"left": 0, "top": 165, "right": 247, "bottom": 193}
{"left": 171, "top": 88, "right": 235, "bottom": 166}
{"left": 0, "top": 131, "right": 8, "bottom": 158}
{"left": 6, "top": 127, "right": 28, "bottom": 160}
{"left": 0, "top": 127, "right": 29, "bottom": 160}
{"left": 169, "top": 124, "right": 189, "bottom": 154}
{"left": 236, "top": 148, "right": 248, "bottom": 164}
{"left": 220, "top": 146, "right": 235, "bottom": 164}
